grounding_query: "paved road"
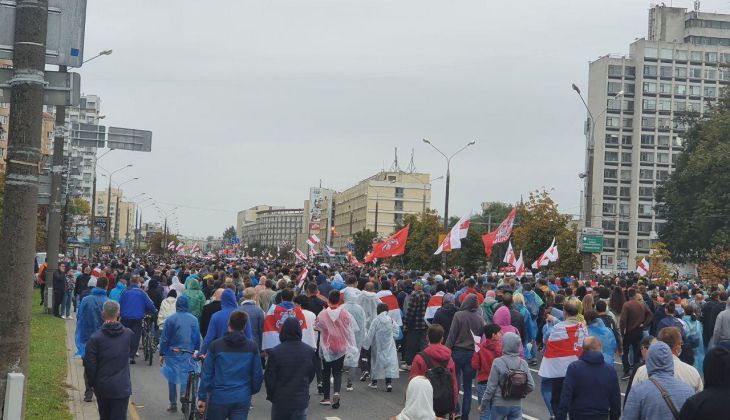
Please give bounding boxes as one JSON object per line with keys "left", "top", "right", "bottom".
{"left": 128, "top": 351, "right": 631, "bottom": 420}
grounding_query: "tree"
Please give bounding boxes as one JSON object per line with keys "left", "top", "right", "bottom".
{"left": 148, "top": 232, "right": 179, "bottom": 255}
{"left": 656, "top": 89, "right": 730, "bottom": 263}
{"left": 222, "top": 226, "right": 236, "bottom": 242}
{"left": 67, "top": 197, "right": 90, "bottom": 216}
{"left": 698, "top": 246, "right": 730, "bottom": 286}
{"left": 398, "top": 212, "right": 442, "bottom": 270}
{"left": 511, "top": 190, "right": 583, "bottom": 277}
{"left": 353, "top": 229, "right": 377, "bottom": 261}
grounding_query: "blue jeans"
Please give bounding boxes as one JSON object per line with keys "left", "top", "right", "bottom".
{"left": 168, "top": 382, "right": 183, "bottom": 407}
{"left": 490, "top": 406, "right": 522, "bottom": 420}
{"left": 452, "top": 349, "right": 476, "bottom": 419}
{"left": 62, "top": 291, "right": 73, "bottom": 317}
{"left": 271, "top": 405, "right": 307, "bottom": 420}
{"left": 476, "top": 383, "right": 491, "bottom": 420}
{"left": 206, "top": 401, "right": 250, "bottom": 420}
{"left": 540, "top": 377, "right": 555, "bottom": 417}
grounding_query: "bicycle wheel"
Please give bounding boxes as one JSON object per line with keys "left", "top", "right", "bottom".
{"left": 141, "top": 331, "right": 149, "bottom": 362}
{"left": 146, "top": 333, "right": 154, "bottom": 366}
{"left": 183, "top": 372, "right": 195, "bottom": 420}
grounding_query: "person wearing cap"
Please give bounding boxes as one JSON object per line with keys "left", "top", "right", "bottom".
{"left": 75, "top": 276, "right": 109, "bottom": 402}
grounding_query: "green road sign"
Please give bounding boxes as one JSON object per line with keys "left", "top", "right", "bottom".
{"left": 581, "top": 235, "right": 603, "bottom": 253}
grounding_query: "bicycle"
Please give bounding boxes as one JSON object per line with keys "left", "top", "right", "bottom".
{"left": 173, "top": 348, "right": 205, "bottom": 420}
{"left": 141, "top": 315, "right": 157, "bottom": 366}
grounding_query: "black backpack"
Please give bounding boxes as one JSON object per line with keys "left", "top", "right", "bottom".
{"left": 499, "top": 358, "right": 529, "bottom": 399}
{"left": 418, "top": 351, "right": 454, "bottom": 417}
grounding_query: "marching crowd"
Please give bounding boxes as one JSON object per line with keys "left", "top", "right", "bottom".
{"left": 44, "top": 254, "right": 730, "bottom": 420}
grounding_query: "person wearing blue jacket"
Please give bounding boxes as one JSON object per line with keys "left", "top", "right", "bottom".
{"left": 159, "top": 295, "right": 201, "bottom": 413}
{"left": 201, "top": 288, "right": 251, "bottom": 354}
{"left": 556, "top": 336, "right": 621, "bottom": 420}
{"left": 198, "top": 310, "right": 263, "bottom": 419}
{"left": 585, "top": 310, "right": 618, "bottom": 365}
{"left": 109, "top": 279, "right": 127, "bottom": 302}
{"left": 75, "top": 276, "right": 109, "bottom": 402}
{"left": 622, "top": 341, "right": 694, "bottom": 420}
{"left": 119, "top": 277, "right": 157, "bottom": 364}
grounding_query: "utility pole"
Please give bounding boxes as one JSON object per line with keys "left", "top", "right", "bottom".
{"left": 0, "top": 0, "right": 48, "bottom": 411}
{"left": 112, "top": 190, "right": 120, "bottom": 252}
{"left": 44, "top": 64, "right": 67, "bottom": 312}
{"left": 88, "top": 173, "right": 97, "bottom": 258}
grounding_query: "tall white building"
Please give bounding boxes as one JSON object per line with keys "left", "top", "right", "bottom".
{"left": 63, "top": 94, "right": 103, "bottom": 203}
{"left": 586, "top": 4, "right": 728, "bottom": 272}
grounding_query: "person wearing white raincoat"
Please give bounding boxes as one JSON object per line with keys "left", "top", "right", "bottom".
{"left": 363, "top": 303, "right": 400, "bottom": 391}
{"left": 342, "top": 287, "right": 367, "bottom": 391}
{"left": 358, "top": 282, "right": 381, "bottom": 380}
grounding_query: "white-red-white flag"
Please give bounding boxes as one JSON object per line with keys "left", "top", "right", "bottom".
{"left": 191, "top": 244, "right": 201, "bottom": 254}
{"left": 294, "top": 249, "right": 306, "bottom": 262}
{"left": 435, "top": 211, "right": 473, "bottom": 255}
{"left": 167, "top": 241, "right": 175, "bottom": 250}
{"left": 514, "top": 251, "right": 525, "bottom": 278}
{"left": 531, "top": 238, "right": 557, "bottom": 269}
{"left": 297, "top": 268, "right": 309, "bottom": 289}
{"left": 175, "top": 243, "right": 185, "bottom": 253}
{"left": 306, "top": 234, "right": 320, "bottom": 248}
{"left": 636, "top": 257, "right": 650, "bottom": 276}
{"left": 308, "top": 246, "right": 316, "bottom": 259}
{"left": 503, "top": 241, "right": 516, "bottom": 266}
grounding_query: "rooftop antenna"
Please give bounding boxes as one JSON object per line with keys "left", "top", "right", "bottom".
{"left": 694, "top": 0, "right": 700, "bottom": 11}
{"left": 389, "top": 147, "right": 401, "bottom": 172}
{"left": 406, "top": 148, "right": 417, "bottom": 173}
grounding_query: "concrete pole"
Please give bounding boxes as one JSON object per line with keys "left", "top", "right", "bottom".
{"left": 0, "top": 0, "right": 49, "bottom": 412}
{"left": 44, "top": 64, "right": 66, "bottom": 312}
{"left": 88, "top": 173, "right": 97, "bottom": 258}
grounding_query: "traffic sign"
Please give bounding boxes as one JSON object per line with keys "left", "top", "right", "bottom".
{"left": 0, "top": 0, "right": 87, "bottom": 67}
{"left": 107, "top": 127, "right": 152, "bottom": 152}
{"left": 581, "top": 234, "right": 603, "bottom": 253}
{"left": 0, "top": 68, "right": 81, "bottom": 106}
{"left": 70, "top": 123, "right": 106, "bottom": 148}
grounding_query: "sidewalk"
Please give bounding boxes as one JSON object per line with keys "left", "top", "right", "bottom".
{"left": 64, "top": 319, "right": 100, "bottom": 420}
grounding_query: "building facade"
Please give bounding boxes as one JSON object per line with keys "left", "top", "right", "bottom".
{"left": 236, "top": 205, "right": 282, "bottom": 243}
{"left": 239, "top": 207, "right": 303, "bottom": 249}
{"left": 94, "top": 189, "right": 136, "bottom": 246}
{"left": 586, "top": 4, "right": 728, "bottom": 272}
{"left": 333, "top": 171, "right": 431, "bottom": 251}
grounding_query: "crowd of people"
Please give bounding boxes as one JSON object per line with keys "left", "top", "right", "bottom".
{"left": 50, "top": 253, "right": 730, "bottom": 420}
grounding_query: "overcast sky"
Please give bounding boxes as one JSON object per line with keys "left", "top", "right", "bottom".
{"left": 78, "top": 0, "right": 730, "bottom": 237}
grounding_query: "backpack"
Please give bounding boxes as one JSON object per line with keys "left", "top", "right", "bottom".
{"left": 418, "top": 351, "right": 454, "bottom": 417}
{"left": 524, "top": 292, "right": 539, "bottom": 319}
{"left": 499, "top": 358, "right": 529, "bottom": 399}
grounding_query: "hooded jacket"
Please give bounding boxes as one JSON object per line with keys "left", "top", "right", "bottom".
{"left": 471, "top": 335, "right": 502, "bottom": 383}
{"left": 556, "top": 350, "right": 621, "bottom": 420}
{"left": 342, "top": 288, "right": 367, "bottom": 367}
{"left": 119, "top": 284, "right": 157, "bottom": 320}
{"left": 493, "top": 306, "right": 525, "bottom": 357}
{"left": 109, "top": 281, "right": 126, "bottom": 302}
{"left": 711, "top": 300, "right": 730, "bottom": 345}
{"left": 83, "top": 321, "right": 134, "bottom": 399}
{"left": 623, "top": 342, "right": 695, "bottom": 420}
{"left": 200, "top": 298, "right": 222, "bottom": 339}
{"left": 480, "top": 332, "right": 534, "bottom": 410}
{"left": 264, "top": 317, "right": 317, "bottom": 412}
{"left": 445, "top": 294, "right": 485, "bottom": 351}
{"left": 159, "top": 296, "right": 201, "bottom": 385}
{"left": 410, "top": 343, "right": 459, "bottom": 404}
{"left": 432, "top": 300, "right": 458, "bottom": 341}
{"left": 182, "top": 277, "right": 206, "bottom": 318}
{"left": 157, "top": 295, "right": 177, "bottom": 328}
{"left": 146, "top": 278, "right": 164, "bottom": 310}
{"left": 588, "top": 318, "right": 618, "bottom": 365}
{"left": 198, "top": 330, "right": 263, "bottom": 405}
{"left": 679, "top": 347, "right": 730, "bottom": 419}
{"left": 201, "top": 289, "right": 251, "bottom": 354}
{"left": 74, "top": 287, "right": 109, "bottom": 357}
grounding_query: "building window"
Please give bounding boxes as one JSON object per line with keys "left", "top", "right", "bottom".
{"left": 608, "top": 82, "right": 623, "bottom": 94}
{"left": 657, "top": 170, "right": 669, "bottom": 181}
{"left": 0, "top": 116, "right": 7, "bottom": 124}
{"left": 705, "top": 86, "right": 717, "bottom": 97}
{"left": 604, "top": 168, "right": 618, "bottom": 179}
{"left": 624, "top": 83, "right": 635, "bottom": 94}
{"left": 658, "top": 118, "right": 671, "bottom": 130}
{"left": 619, "top": 204, "right": 630, "bottom": 216}
{"left": 657, "top": 152, "right": 670, "bottom": 164}
{"left": 606, "top": 117, "right": 620, "bottom": 128}
{"left": 641, "top": 117, "right": 655, "bottom": 129}
{"left": 638, "top": 239, "right": 651, "bottom": 249}
{"left": 705, "top": 52, "right": 718, "bottom": 63}
{"left": 640, "top": 152, "right": 655, "bottom": 163}
{"left": 394, "top": 187, "right": 404, "bottom": 198}
{"left": 690, "top": 51, "right": 703, "bottom": 62}
{"left": 660, "top": 66, "right": 672, "bottom": 78}
{"left": 658, "top": 100, "right": 672, "bottom": 111}
{"left": 660, "top": 48, "right": 673, "bottom": 60}
{"left": 705, "top": 68, "right": 717, "bottom": 79}
{"left": 623, "top": 118, "right": 633, "bottom": 129}
{"left": 639, "top": 186, "right": 654, "bottom": 198}
{"left": 675, "top": 67, "right": 688, "bottom": 78}
{"left": 626, "top": 66, "right": 636, "bottom": 76}
{"left": 641, "top": 135, "right": 655, "bottom": 145}
{"left": 672, "top": 136, "right": 684, "bottom": 147}
{"left": 622, "top": 135, "right": 632, "bottom": 145}
{"left": 394, "top": 200, "right": 404, "bottom": 211}
{"left": 675, "top": 84, "right": 687, "bottom": 95}
{"left": 642, "top": 99, "right": 656, "bottom": 111}
{"left": 605, "top": 134, "right": 619, "bottom": 145}
{"left": 689, "top": 85, "right": 702, "bottom": 96}
{"left": 675, "top": 100, "right": 687, "bottom": 112}
{"left": 688, "top": 101, "right": 701, "bottom": 112}
{"left": 608, "top": 65, "right": 623, "bottom": 76}
{"left": 638, "top": 221, "right": 653, "bottom": 233}
{"left": 676, "top": 50, "right": 689, "bottom": 60}
{"left": 618, "top": 237, "right": 629, "bottom": 248}
{"left": 640, "top": 169, "right": 654, "bottom": 180}
{"left": 690, "top": 67, "right": 703, "bottom": 78}
{"left": 602, "top": 220, "right": 616, "bottom": 231}
{"left": 672, "top": 153, "right": 680, "bottom": 164}
{"left": 607, "top": 98, "right": 622, "bottom": 110}
{"left": 601, "top": 255, "right": 615, "bottom": 269}
{"left": 643, "top": 82, "right": 657, "bottom": 93}
{"left": 639, "top": 203, "right": 653, "bottom": 216}
{"left": 658, "top": 135, "right": 670, "bottom": 146}
{"left": 621, "top": 151, "right": 632, "bottom": 163}
{"left": 620, "top": 169, "right": 632, "bottom": 181}
{"left": 620, "top": 186, "right": 631, "bottom": 198}
{"left": 604, "top": 151, "right": 619, "bottom": 162}
{"left": 659, "top": 83, "right": 673, "bottom": 94}
{"left": 604, "top": 186, "right": 617, "bottom": 196}
{"left": 603, "top": 203, "right": 617, "bottom": 215}
{"left": 644, "top": 65, "right": 658, "bottom": 76}
{"left": 645, "top": 47, "right": 658, "bottom": 58}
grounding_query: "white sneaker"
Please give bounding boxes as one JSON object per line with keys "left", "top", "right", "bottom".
{"left": 60, "top": 315, "right": 67, "bottom": 319}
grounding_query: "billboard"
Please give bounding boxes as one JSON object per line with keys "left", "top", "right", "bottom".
{"left": 309, "top": 187, "right": 324, "bottom": 233}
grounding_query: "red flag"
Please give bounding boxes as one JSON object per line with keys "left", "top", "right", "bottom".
{"left": 481, "top": 208, "right": 516, "bottom": 256}
{"left": 365, "top": 225, "right": 410, "bottom": 263}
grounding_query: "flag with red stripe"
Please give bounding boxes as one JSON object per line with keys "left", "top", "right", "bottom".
{"left": 376, "top": 290, "right": 402, "bottom": 326}
{"left": 262, "top": 303, "right": 308, "bottom": 350}
{"left": 424, "top": 291, "right": 444, "bottom": 321}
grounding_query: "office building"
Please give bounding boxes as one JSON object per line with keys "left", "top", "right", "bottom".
{"left": 585, "top": 4, "right": 727, "bottom": 271}
{"left": 236, "top": 205, "right": 282, "bottom": 243}
{"left": 95, "top": 189, "right": 136, "bottom": 246}
{"left": 239, "top": 207, "right": 303, "bottom": 249}
{"left": 333, "top": 171, "right": 431, "bottom": 251}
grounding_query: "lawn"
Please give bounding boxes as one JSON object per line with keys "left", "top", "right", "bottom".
{"left": 26, "top": 293, "right": 72, "bottom": 419}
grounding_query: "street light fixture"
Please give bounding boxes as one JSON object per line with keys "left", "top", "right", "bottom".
{"left": 81, "top": 49, "right": 113, "bottom": 65}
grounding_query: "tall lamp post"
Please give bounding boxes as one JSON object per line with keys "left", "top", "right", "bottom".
{"left": 572, "top": 84, "right": 623, "bottom": 279}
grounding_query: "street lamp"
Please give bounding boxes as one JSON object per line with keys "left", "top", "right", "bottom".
{"left": 103, "top": 164, "right": 133, "bottom": 246}
{"left": 112, "top": 177, "right": 138, "bottom": 251}
{"left": 81, "top": 49, "right": 113, "bottom": 65}
{"left": 422, "top": 139, "right": 476, "bottom": 231}
{"left": 571, "top": 83, "right": 623, "bottom": 279}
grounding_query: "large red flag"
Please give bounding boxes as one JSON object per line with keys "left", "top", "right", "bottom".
{"left": 365, "top": 224, "right": 410, "bottom": 263}
{"left": 481, "top": 208, "right": 517, "bottom": 256}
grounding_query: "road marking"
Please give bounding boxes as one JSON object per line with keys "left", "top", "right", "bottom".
{"left": 458, "top": 391, "right": 538, "bottom": 420}
{"left": 325, "top": 417, "right": 342, "bottom": 420}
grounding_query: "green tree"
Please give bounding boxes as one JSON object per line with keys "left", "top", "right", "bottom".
{"left": 698, "top": 245, "right": 730, "bottom": 285}
{"left": 511, "top": 190, "right": 582, "bottom": 277}
{"left": 398, "top": 212, "right": 442, "bottom": 270}
{"left": 222, "top": 226, "right": 236, "bottom": 242}
{"left": 656, "top": 89, "right": 730, "bottom": 263}
{"left": 148, "top": 232, "right": 179, "bottom": 254}
{"left": 353, "top": 229, "right": 378, "bottom": 261}
{"left": 67, "top": 197, "right": 90, "bottom": 216}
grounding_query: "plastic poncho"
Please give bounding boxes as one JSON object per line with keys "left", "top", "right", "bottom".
{"left": 74, "top": 287, "right": 108, "bottom": 357}
{"left": 171, "top": 276, "right": 185, "bottom": 297}
{"left": 682, "top": 315, "right": 705, "bottom": 374}
{"left": 157, "top": 296, "right": 177, "bottom": 328}
{"left": 183, "top": 277, "right": 206, "bottom": 318}
{"left": 315, "top": 305, "right": 359, "bottom": 363}
{"left": 588, "top": 318, "right": 617, "bottom": 365}
{"left": 159, "top": 296, "right": 201, "bottom": 385}
{"left": 109, "top": 281, "right": 126, "bottom": 302}
{"left": 358, "top": 290, "right": 380, "bottom": 331}
{"left": 516, "top": 303, "right": 537, "bottom": 342}
{"left": 341, "top": 288, "right": 366, "bottom": 368}
{"left": 363, "top": 311, "right": 400, "bottom": 380}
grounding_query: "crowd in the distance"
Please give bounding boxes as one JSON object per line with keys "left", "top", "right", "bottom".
{"left": 44, "top": 253, "right": 730, "bottom": 420}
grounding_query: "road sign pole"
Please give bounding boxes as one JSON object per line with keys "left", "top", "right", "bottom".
{"left": 44, "top": 65, "right": 67, "bottom": 313}
{"left": 88, "top": 172, "right": 96, "bottom": 258}
{"left": 0, "top": 0, "right": 49, "bottom": 412}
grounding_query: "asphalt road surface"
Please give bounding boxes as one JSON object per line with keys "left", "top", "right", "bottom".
{"left": 128, "top": 352, "right": 631, "bottom": 420}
